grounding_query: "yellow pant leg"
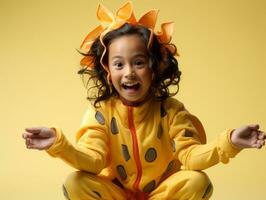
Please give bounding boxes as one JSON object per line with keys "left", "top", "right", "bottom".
{"left": 149, "top": 170, "right": 213, "bottom": 200}
{"left": 63, "top": 171, "right": 127, "bottom": 200}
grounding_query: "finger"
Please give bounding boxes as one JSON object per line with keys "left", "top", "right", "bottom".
{"left": 258, "top": 132, "right": 266, "bottom": 140}
{"left": 25, "top": 127, "right": 43, "bottom": 134}
{"left": 26, "top": 138, "right": 37, "bottom": 149}
{"left": 23, "top": 132, "right": 33, "bottom": 139}
{"left": 27, "top": 144, "right": 39, "bottom": 149}
{"left": 249, "top": 137, "right": 260, "bottom": 148}
{"left": 257, "top": 142, "right": 263, "bottom": 149}
{"left": 27, "top": 138, "right": 46, "bottom": 150}
{"left": 258, "top": 140, "right": 265, "bottom": 147}
{"left": 251, "top": 143, "right": 259, "bottom": 148}
{"left": 251, "top": 140, "right": 262, "bottom": 149}
{"left": 22, "top": 132, "right": 39, "bottom": 139}
{"left": 248, "top": 124, "right": 260, "bottom": 131}
{"left": 27, "top": 144, "right": 37, "bottom": 149}
{"left": 22, "top": 133, "right": 27, "bottom": 139}
{"left": 252, "top": 139, "right": 265, "bottom": 149}
{"left": 26, "top": 138, "right": 31, "bottom": 146}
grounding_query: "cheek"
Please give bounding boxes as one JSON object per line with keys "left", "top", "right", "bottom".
{"left": 109, "top": 68, "right": 116, "bottom": 80}
{"left": 110, "top": 70, "right": 121, "bottom": 84}
{"left": 140, "top": 69, "right": 153, "bottom": 84}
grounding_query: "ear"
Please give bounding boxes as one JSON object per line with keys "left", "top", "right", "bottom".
{"left": 107, "top": 73, "right": 112, "bottom": 86}
{"left": 149, "top": 57, "right": 153, "bottom": 69}
{"left": 148, "top": 58, "right": 155, "bottom": 80}
{"left": 152, "top": 72, "right": 155, "bottom": 81}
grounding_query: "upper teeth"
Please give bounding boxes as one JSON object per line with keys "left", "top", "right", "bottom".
{"left": 123, "top": 83, "right": 137, "bottom": 86}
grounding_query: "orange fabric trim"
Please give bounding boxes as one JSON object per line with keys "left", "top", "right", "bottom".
{"left": 126, "top": 189, "right": 148, "bottom": 200}
{"left": 128, "top": 106, "right": 142, "bottom": 191}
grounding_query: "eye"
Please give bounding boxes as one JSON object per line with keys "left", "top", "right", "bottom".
{"left": 113, "top": 62, "right": 123, "bottom": 69}
{"left": 135, "top": 60, "right": 143, "bottom": 65}
{"left": 134, "top": 59, "right": 146, "bottom": 68}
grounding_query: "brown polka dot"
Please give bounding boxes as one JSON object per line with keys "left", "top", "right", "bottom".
{"left": 62, "top": 185, "right": 70, "bottom": 200}
{"left": 122, "top": 144, "right": 130, "bottom": 161}
{"left": 145, "top": 148, "right": 157, "bottom": 162}
{"left": 171, "top": 140, "right": 176, "bottom": 152}
{"left": 143, "top": 180, "right": 156, "bottom": 193}
{"left": 160, "top": 160, "right": 181, "bottom": 182}
{"left": 160, "top": 104, "right": 167, "bottom": 117}
{"left": 95, "top": 111, "right": 105, "bottom": 125}
{"left": 202, "top": 183, "right": 213, "bottom": 198}
{"left": 184, "top": 130, "right": 193, "bottom": 137}
{"left": 111, "top": 117, "right": 119, "bottom": 134}
{"left": 161, "top": 160, "right": 178, "bottom": 179}
{"left": 157, "top": 123, "right": 163, "bottom": 139}
{"left": 112, "top": 178, "right": 124, "bottom": 189}
{"left": 116, "top": 165, "right": 127, "bottom": 180}
{"left": 93, "top": 191, "right": 102, "bottom": 198}
{"left": 166, "top": 160, "right": 175, "bottom": 172}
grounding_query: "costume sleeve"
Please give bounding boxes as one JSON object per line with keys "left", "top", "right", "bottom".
{"left": 168, "top": 102, "right": 242, "bottom": 170}
{"left": 45, "top": 103, "right": 109, "bottom": 174}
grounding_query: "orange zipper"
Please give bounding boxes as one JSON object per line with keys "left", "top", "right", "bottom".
{"left": 128, "top": 106, "right": 142, "bottom": 191}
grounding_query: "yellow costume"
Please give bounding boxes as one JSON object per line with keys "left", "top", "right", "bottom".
{"left": 47, "top": 97, "right": 241, "bottom": 200}
{"left": 46, "top": 2, "right": 241, "bottom": 199}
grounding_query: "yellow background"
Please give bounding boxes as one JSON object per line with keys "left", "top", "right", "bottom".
{"left": 1, "top": 0, "right": 266, "bottom": 199}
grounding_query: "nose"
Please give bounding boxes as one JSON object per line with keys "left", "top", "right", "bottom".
{"left": 124, "top": 65, "right": 136, "bottom": 79}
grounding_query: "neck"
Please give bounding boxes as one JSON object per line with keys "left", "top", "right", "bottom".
{"left": 119, "top": 93, "right": 153, "bottom": 107}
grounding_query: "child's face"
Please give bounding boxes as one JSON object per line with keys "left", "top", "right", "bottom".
{"left": 108, "top": 34, "right": 152, "bottom": 104}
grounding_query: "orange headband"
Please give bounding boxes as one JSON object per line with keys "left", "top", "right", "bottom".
{"left": 79, "top": 1, "right": 178, "bottom": 82}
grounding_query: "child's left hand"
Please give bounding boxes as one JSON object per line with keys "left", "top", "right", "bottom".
{"left": 231, "top": 124, "right": 266, "bottom": 149}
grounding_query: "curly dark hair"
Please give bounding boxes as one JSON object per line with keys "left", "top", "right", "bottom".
{"left": 78, "top": 23, "right": 182, "bottom": 107}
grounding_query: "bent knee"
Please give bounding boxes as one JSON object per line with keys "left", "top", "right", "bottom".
{"left": 64, "top": 171, "right": 83, "bottom": 191}
{"left": 186, "top": 171, "right": 213, "bottom": 199}
{"left": 63, "top": 171, "right": 82, "bottom": 200}
{"left": 63, "top": 171, "right": 96, "bottom": 200}
{"left": 63, "top": 171, "right": 112, "bottom": 200}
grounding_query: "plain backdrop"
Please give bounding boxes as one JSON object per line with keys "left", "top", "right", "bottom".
{"left": 1, "top": 0, "right": 266, "bottom": 199}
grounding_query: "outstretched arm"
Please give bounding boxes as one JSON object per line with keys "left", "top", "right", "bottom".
{"left": 168, "top": 102, "right": 265, "bottom": 170}
{"left": 174, "top": 121, "right": 265, "bottom": 170}
{"left": 22, "top": 126, "right": 108, "bottom": 174}
{"left": 22, "top": 103, "right": 109, "bottom": 174}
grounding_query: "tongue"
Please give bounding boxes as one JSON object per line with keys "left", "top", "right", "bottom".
{"left": 125, "top": 84, "right": 139, "bottom": 91}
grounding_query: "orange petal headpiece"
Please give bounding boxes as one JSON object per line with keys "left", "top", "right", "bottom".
{"left": 79, "top": 1, "right": 178, "bottom": 82}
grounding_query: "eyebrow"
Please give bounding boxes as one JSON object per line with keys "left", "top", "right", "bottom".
{"left": 111, "top": 53, "right": 147, "bottom": 60}
{"left": 111, "top": 56, "right": 123, "bottom": 60}
{"left": 133, "top": 53, "right": 147, "bottom": 59}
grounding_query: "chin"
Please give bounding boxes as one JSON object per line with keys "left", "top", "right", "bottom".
{"left": 125, "top": 97, "right": 141, "bottom": 103}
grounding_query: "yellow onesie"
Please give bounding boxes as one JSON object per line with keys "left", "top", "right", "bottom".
{"left": 46, "top": 97, "right": 241, "bottom": 200}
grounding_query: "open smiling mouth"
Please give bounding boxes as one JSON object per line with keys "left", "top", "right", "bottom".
{"left": 122, "top": 82, "right": 141, "bottom": 91}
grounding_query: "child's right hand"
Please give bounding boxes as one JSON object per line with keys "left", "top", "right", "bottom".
{"left": 22, "top": 127, "right": 56, "bottom": 150}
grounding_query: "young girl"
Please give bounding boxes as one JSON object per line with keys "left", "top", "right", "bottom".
{"left": 22, "top": 2, "right": 265, "bottom": 200}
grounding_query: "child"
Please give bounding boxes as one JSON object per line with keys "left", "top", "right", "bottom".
{"left": 22, "top": 2, "right": 265, "bottom": 200}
